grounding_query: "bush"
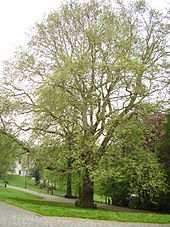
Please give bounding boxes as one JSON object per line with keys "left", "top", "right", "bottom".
{"left": 128, "top": 195, "right": 139, "bottom": 209}
{"left": 38, "top": 181, "right": 46, "bottom": 189}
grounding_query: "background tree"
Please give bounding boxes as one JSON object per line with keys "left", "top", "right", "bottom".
{"left": 156, "top": 111, "right": 170, "bottom": 180}
{"left": 97, "top": 149, "right": 167, "bottom": 210}
{"left": 0, "top": 134, "right": 19, "bottom": 179}
{"left": 1, "top": 0, "right": 169, "bottom": 207}
{"left": 155, "top": 111, "right": 170, "bottom": 212}
{"left": 95, "top": 115, "right": 167, "bottom": 210}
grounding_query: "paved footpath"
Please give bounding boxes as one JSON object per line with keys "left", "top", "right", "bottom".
{"left": 0, "top": 202, "right": 169, "bottom": 227}
{"left": 8, "top": 185, "right": 77, "bottom": 204}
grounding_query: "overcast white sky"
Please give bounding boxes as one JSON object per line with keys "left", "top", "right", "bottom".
{"left": 0, "top": 0, "right": 169, "bottom": 72}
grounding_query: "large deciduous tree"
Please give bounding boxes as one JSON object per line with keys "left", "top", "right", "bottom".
{"left": 2, "top": 0, "right": 169, "bottom": 207}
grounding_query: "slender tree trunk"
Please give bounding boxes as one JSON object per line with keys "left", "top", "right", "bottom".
{"left": 65, "top": 157, "right": 72, "bottom": 198}
{"left": 78, "top": 184, "right": 81, "bottom": 198}
{"left": 65, "top": 172, "right": 72, "bottom": 198}
{"left": 80, "top": 170, "right": 94, "bottom": 208}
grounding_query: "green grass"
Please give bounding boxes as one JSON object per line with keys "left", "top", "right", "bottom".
{"left": 3, "top": 174, "right": 104, "bottom": 201}
{"left": 2, "top": 174, "right": 65, "bottom": 197}
{"left": 0, "top": 187, "right": 169, "bottom": 224}
{"left": 5, "top": 174, "right": 35, "bottom": 188}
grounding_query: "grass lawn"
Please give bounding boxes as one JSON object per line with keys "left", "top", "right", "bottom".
{"left": 0, "top": 187, "right": 169, "bottom": 224}
{"left": 0, "top": 174, "right": 66, "bottom": 197}
{"left": 2, "top": 174, "right": 105, "bottom": 202}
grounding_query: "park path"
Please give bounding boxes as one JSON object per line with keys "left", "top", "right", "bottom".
{"left": 8, "top": 185, "right": 76, "bottom": 204}
{"left": 7, "top": 185, "right": 150, "bottom": 213}
{"left": 0, "top": 202, "right": 169, "bottom": 227}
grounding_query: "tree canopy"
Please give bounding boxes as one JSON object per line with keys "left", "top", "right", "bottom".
{"left": 1, "top": 0, "right": 169, "bottom": 207}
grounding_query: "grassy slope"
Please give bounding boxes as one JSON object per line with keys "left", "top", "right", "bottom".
{"left": 3, "top": 174, "right": 105, "bottom": 202}
{"left": 1, "top": 174, "right": 66, "bottom": 197}
{"left": 0, "top": 187, "right": 169, "bottom": 224}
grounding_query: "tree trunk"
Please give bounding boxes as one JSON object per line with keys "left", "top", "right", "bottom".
{"left": 65, "top": 157, "right": 72, "bottom": 198}
{"left": 80, "top": 170, "right": 94, "bottom": 208}
{"left": 65, "top": 172, "right": 72, "bottom": 198}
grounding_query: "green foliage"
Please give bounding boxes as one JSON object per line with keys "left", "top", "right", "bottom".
{"left": 0, "top": 134, "right": 18, "bottom": 179}
{"left": 156, "top": 113, "right": 170, "bottom": 179}
{"left": 155, "top": 111, "right": 170, "bottom": 212}
{"left": 95, "top": 117, "right": 167, "bottom": 210}
{"left": 97, "top": 150, "right": 167, "bottom": 209}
